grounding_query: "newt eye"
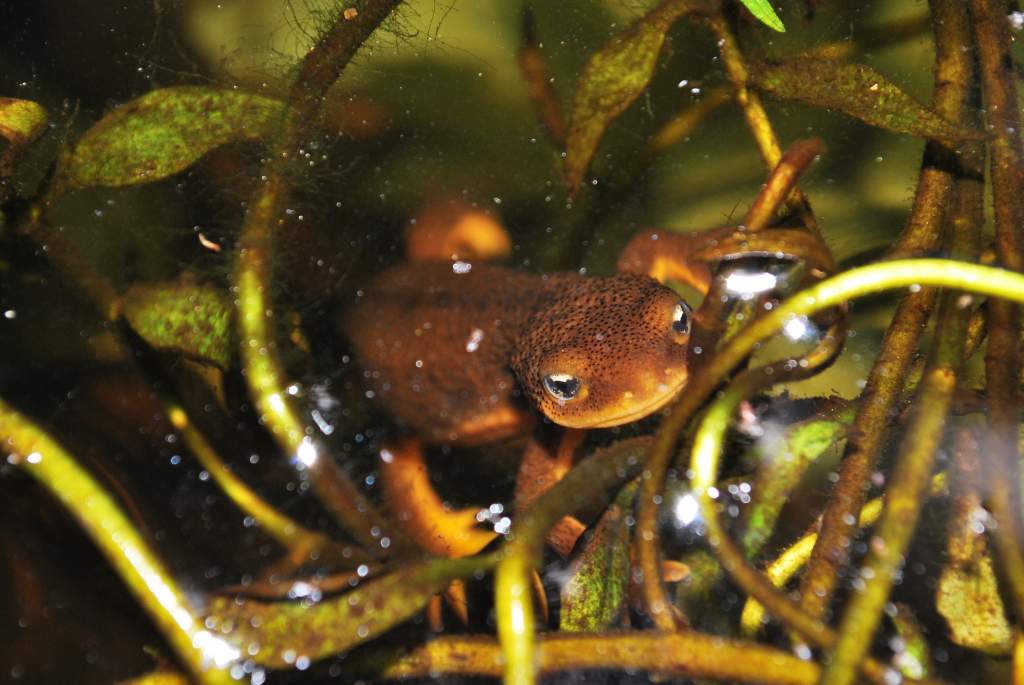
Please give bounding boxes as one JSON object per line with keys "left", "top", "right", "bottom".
{"left": 543, "top": 373, "right": 581, "bottom": 402}
{"left": 671, "top": 301, "right": 692, "bottom": 336}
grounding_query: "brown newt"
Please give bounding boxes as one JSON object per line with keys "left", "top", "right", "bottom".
{"left": 343, "top": 261, "right": 694, "bottom": 444}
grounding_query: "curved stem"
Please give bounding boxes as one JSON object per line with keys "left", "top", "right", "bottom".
{"left": 235, "top": 1, "right": 405, "bottom": 551}
{"left": 495, "top": 437, "right": 651, "bottom": 685}
{"left": 740, "top": 473, "right": 948, "bottom": 636}
{"left": 0, "top": 398, "right": 236, "bottom": 684}
{"left": 164, "top": 399, "right": 366, "bottom": 567}
{"left": 684, "top": 258, "right": 1024, "bottom": 683}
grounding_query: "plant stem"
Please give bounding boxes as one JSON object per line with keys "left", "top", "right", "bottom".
{"left": 798, "top": 0, "right": 975, "bottom": 620}
{"left": 0, "top": 398, "right": 235, "bottom": 685}
{"left": 380, "top": 632, "right": 822, "bottom": 684}
{"left": 970, "top": 0, "right": 1024, "bottom": 623}
{"left": 709, "top": 9, "right": 817, "bottom": 233}
{"left": 234, "top": 1, "right": 405, "bottom": 552}
{"left": 495, "top": 437, "right": 650, "bottom": 685}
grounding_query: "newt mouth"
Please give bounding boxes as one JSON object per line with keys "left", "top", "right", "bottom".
{"left": 554, "top": 370, "right": 690, "bottom": 430}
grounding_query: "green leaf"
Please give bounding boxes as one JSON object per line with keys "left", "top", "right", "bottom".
{"left": 936, "top": 547, "right": 1013, "bottom": 655}
{"left": 751, "top": 58, "right": 984, "bottom": 141}
{"left": 205, "top": 557, "right": 489, "bottom": 668}
{"left": 123, "top": 280, "right": 233, "bottom": 369}
{"left": 560, "top": 484, "right": 635, "bottom": 632}
{"left": 739, "top": 0, "right": 785, "bottom": 32}
{"left": 0, "top": 98, "right": 48, "bottom": 149}
{"left": 564, "top": 0, "right": 699, "bottom": 195}
{"left": 740, "top": 407, "right": 853, "bottom": 557}
{"left": 60, "top": 86, "right": 285, "bottom": 189}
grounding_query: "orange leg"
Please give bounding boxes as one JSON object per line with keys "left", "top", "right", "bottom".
{"left": 515, "top": 428, "right": 588, "bottom": 558}
{"left": 379, "top": 439, "right": 496, "bottom": 558}
{"left": 405, "top": 198, "right": 512, "bottom": 262}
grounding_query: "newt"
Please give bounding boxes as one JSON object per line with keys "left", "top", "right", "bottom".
{"left": 341, "top": 140, "right": 825, "bottom": 560}
{"left": 344, "top": 262, "right": 694, "bottom": 446}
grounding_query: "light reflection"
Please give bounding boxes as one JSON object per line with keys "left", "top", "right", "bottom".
{"left": 266, "top": 392, "right": 286, "bottom": 415}
{"left": 673, "top": 493, "right": 700, "bottom": 526}
{"left": 783, "top": 316, "right": 811, "bottom": 341}
{"left": 724, "top": 270, "right": 778, "bottom": 299}
{"left": 295, "top": 437, "right": 318, "bottom": 468}
{"left": 193, "top": 629, "right": 242, "bottom": 669}
{"left": 465, "top": 328, "right": 485, "bottom": 352}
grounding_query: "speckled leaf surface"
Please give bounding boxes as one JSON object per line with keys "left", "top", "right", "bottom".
{"left": 60, "top": 86, "right": 284, "bottom": 189}
{"left": 564, "top": 0, "right": 699, "bottom": 194}
{"left": 752, "top": 58, "right": 983, "bottom": 140}
{"left": 937, "top": 529, "right": 1013, "bottom": 655}
{"left": 123, "top": 281, "right": 233, "bottom": 369}
{"left": 560, "top": 484, "right": 635, "bottom": 632}
{"left": 0, "top": 98, "right": 48, "bottom": 149}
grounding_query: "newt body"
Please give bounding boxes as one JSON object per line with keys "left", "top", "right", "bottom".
{"left": 344, "top": 262, "right": 693, "bottom": 444}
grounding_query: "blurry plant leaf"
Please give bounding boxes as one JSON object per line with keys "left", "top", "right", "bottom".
{"left": 60, "top": 86, "right": 284, "bottom": 189}
{"left": 936, "top": 546, "right": 1013, "bottom": 655}
{"left": 738, "top": 0, "right": 785, "bottom": 32}
{"left": 751, "top": 58, "right": 983, "bottom": 140}
{"left": 560, "top": 483, "right": 635, "bottom": 632}
{"left": 0, "top": 98, "right": 48, "bottom": 150}
{"left": 205, "top": 557, "right": 488, "bottom": 668}
{"left": 741, "top": 408, "right": 852, "bottom": 557}
{"left": 564, "top": 0, "right": 700, "bottom": 194}
{"left": 123, "top": 280, "right": 233, "bottom": 369}
{"left": 890, "top": 603, "right": 932, "bottom": 680}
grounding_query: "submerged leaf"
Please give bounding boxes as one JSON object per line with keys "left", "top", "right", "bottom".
{"left": 560, "top": 484, "right": 635, "bottom": 632}
{"left": 741, "top": 409, "right": 851, "bottom": 557}
{"left": 205, "top": 557, "right": 488, "bottom": 668}
{"left": 0, "top": 98, "right": 48, "bottom": 149}
{"left": 936, "top": 548, "right": 1013, "bottom": 655}
{"left": 123, "top": 280, "right": 233, "bottom": 369}
{"left": 751, "top": 58, "right": 982, "bottom": 141}
{"left": 61, "top": 86, "right": 284, "bottom": 189}
{"left": 564, "top": 0, "right": 700, "bottom": 194}
{"left": 738, "top": 0, "right": 785, "bottom": 32}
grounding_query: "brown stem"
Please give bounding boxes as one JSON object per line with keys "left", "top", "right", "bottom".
{"left": 970, "top": 0, "right": 1024, "bottom": 621}
{"left": 377, "top": 633, "right": 821, "bottom": 684}
{"left": 797, "top": 0, "right": 975, "bottom": 620}
{"left": 517, "top": 8, "right": 566, "bottom": 146}
{"left": 708, "top": 10, "right": 818, "bottom": 234}
{"left": 822, "top": 148, "right": 982, "bottom": 683}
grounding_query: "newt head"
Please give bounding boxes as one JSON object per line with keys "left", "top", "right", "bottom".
{"left": 511, "top": 274, "right": 693, "bottom": 429}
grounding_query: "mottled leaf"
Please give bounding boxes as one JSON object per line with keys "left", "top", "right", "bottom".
{"left": 0, "top": 98, "right": 48, "bottom": 149}
{"left": 751, "top": 58, "right": 983, "bottom": 140}
{"left": 60, "top": 86, "right": 284, "bottom": 189}
{"left": 560, "top": 484, "right": 635, "bottom": 632}
{"left": 123, "top": 280, "right": 233, "bottom": 369}
{"left": 564, "top": 0, "right": 699, "bottom": 194}
{"left": 936, "top": 548, "right": 1013, "bottom": 655}
{"left": 741, "top": 408, "right": 852, "bottom": 557}
{"left": 205, "top": 557, "right": 487, "bottom": 668}
{"left": 739, "top": 0, "right": 785, "bottom": 32}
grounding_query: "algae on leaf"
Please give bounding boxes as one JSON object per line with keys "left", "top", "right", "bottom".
{"left": 751, "top": 58, "right": 982, "bottom": 141}
{"left": 123, "top": 280, "right": 233, "bottom": 369}
{"left": 60, "top": 86, "right": 285, "bottom": 189}
{"left": 564, "top": 0, "right": 700, "bottom": 195}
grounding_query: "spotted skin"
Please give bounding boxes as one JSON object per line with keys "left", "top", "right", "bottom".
{"left": 343, "top": 262, "right": 692, "bottom": 444}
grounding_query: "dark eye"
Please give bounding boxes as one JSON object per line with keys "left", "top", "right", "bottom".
{"left": 672, "top": 301, "right": 692, "bottom": 336}
{"left": 543, "top": 373, "right": 581, "bottom": 402}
